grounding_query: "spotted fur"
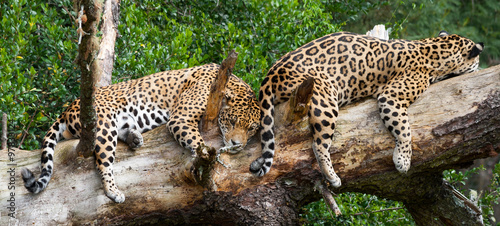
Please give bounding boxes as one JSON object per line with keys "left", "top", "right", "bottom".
{"left": 250, "top": 31, "right": 483, "bottom": 187}
{"left": 22, "top": 63, "right": 260, "bottom": 203}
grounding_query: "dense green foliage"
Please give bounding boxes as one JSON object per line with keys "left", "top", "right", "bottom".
{"left": 114, "top": 0, "right": 340, "bottom": 90}
{"left": 444, "top": 165, "right": 500, "bottom": 225}
{"left": 301, "top": 193, "right": 414, "bottom": 225}
{"left": 0, "top": 0, "right": 79, "bottom": 149}
{"left": 1, "top": 0, "right": 498, "bottom": 224}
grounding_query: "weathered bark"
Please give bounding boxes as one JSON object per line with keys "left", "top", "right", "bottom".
{"left": 201, "top": 50, "right": 238, "bottom": 132}
{"left": 0, "top": 66, "right": 498, "bottom": 225}
{"left": 95, "top": 0, "right": 120, "bottom": 87}
{"left": 75, "top": 0, "right": 120, "bottom": 157}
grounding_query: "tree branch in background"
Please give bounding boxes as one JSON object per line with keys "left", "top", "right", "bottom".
{"left": 96, "top": 0, "right": 120, "bottom": 87}
{"left": 1, "top": 113, "right": 6, "bottom": 150}
{"left": 75, "top": 0, "right": 119, "bottom": 157}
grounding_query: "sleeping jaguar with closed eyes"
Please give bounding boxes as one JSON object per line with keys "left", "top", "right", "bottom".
{"left": 22, "top": 63, "right": 261, "bottom": 203}
{"left": 250, "top": 31, "right": 484, "bottom": 187}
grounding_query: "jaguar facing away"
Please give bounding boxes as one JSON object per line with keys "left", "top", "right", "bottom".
{"left": 250, "top": 31, "right": 483, "bottom": 187}
{"left": 22, "top": 63, "right": 261, "bottom": 203}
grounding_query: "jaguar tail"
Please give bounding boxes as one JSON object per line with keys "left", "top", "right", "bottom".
{"left": 249, "top": 76, "right": 277, "bottom": 176}
{"left": 22, "top": 115, "right": 68, "bottom": 194}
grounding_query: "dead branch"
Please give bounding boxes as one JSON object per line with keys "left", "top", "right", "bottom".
{"left": 1, "top": 113, "right": 6, "bottom": 150}
{"left": 1, "top": 65, "right": 498, "bottom": 225}
{"left": 201, "top": 50, "right": 238, "bottom": 132}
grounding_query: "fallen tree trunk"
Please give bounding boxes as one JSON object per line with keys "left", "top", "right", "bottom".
{"left": 1, "top": 65, "right": 499, "bottom": 225}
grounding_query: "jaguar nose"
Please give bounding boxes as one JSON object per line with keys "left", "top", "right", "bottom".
{"left": 231, "top": 140, "right": 241, "bottom": 146}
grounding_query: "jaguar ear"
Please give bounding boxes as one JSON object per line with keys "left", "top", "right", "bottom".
{"left": 438, "top": 30, "right": 450, "bottom": 37}
{"left": 221, "top": 91, "right": 234, "bottom": 108}
{"left": 469, "top": 42, "right": 484, "bottom": 59}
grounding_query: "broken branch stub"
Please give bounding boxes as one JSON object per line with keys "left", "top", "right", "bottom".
{"left": 190, "top": 144, "right": 217, "bottom": 189}
{"left": 286, "top": 76, "right": 314, "bottom": 122}
{"left": 316, "top": 181, "right": 342, "bottom": 217}
{"left": 201, "top": 50, "right": 238, "bottom": 132}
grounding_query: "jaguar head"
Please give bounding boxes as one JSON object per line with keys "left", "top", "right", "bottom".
{"left": 427, "top": 31, "right": 484, "bottom": 83}
{"left": 218, "top": 77, "right": 261, "bottom": 153}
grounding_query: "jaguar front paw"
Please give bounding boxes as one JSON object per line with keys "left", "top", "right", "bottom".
{"left": 219, "top": 144, "right": 243, "bottom": 154}
{"left": 393, "top": 146, "right": 412, "bottom": 173}
{"left": 393, "top": 156, "right": 411, "bottom": 173}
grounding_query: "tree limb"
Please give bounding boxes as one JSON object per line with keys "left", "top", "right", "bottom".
{"left": 201, "top": 50, "right": 238, "bottom": 132}
{"left": 2, "top": 113, "right": 7, "bottom": 150}
{"left": 95, "top": 0, "right": 120, "bottom": 87}
{"left": 1, "top": 65, "right": 498, "bottom": 225}
{"left": 75, "top": 0, "right": 119, "bottom": 157}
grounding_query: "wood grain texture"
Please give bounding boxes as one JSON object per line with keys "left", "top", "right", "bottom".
{"left": 1, "top": 65, "right": 498, "bottom": 225}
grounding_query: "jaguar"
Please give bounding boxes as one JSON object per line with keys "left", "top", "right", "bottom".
{"left": 22, "top": 63, "right": 261, "bottom": 203}
{"left": 250, "top": 31, "right": 483, "bottom": 187}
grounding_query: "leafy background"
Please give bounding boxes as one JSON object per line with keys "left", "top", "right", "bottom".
{"left": 1, "top": 0, "right": 498, "bottom": 224}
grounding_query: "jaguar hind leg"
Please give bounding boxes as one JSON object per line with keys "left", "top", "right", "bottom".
{"left": 116, "top": 113, "right": 143, "bottom": 149}
{"left": 95, "top": 118, "right": 125, "bottom": 203}
{"left": 308, "top": 79, "right": 342, "bottom": 187}
{"left": 126, "top": 129, "right": 143, "bottom": 149}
